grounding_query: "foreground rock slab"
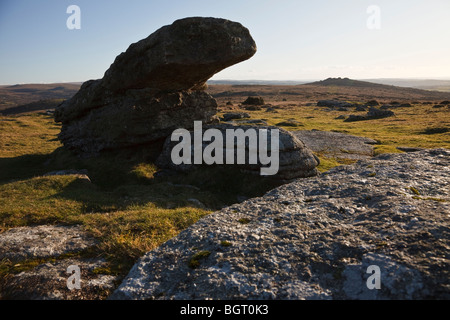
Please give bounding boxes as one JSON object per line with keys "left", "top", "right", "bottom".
{"left": 111, "top": 149, "right": 449, "bottom": 300}
{"left": 0, "top": 225, "right": 118, "bottom": 300}
{"left": 1, "top": 258, "right": 118, "bottom": 300}
{"left": 0, "top": 225, "right": 96, "bottom": 261}
{"left": 293, "top": 130, "right": 378, "bottom": 160}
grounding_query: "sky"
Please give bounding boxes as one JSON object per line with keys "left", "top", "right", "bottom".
{"left": 0, "top": 0, "right": 450, "bottom": 85}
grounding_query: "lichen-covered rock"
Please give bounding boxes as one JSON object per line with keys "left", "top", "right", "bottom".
{"left": 293, "top": 130, "right": 378, "bottom": 160}
{"left": 0, "top": 225, "right": 117, "bottom": 300}
{"left": 111, "top": 149, "right": 450, "bottom": 300}
{"left": 0, "top": 258, "right": 118, "bottom": 300}
{"left": 0, "top": 225, "right": 96, "bottom": 261}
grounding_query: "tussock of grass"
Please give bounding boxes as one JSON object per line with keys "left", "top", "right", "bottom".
{"left": 188, "top": 250, "right": 211, "bottom": 269}
{"left": 315, "top": 154, "right": 357, "bottom": 173}
{"left": 238, "top": 218, "right": 251, "bottom": 224}
{"left": 408, "top": 187, "right": 421, "bottom": 196}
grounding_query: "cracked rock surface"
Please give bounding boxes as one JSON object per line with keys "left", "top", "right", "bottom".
{"left": 111, "top": 149, "right": 449, "bottom": 300}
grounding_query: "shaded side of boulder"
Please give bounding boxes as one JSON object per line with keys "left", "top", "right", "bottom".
{"left": 156, "top": 123, "right": 320, "bottom": 180}
{"left": 58, "top": 90, "right": 218, "bottom": 154}
{"left": 366, "top": 100, "right": 379, "bottom": 106}
{"left": 355, "top": 105, "right": 367, "bottom": 112}
{"left": 276, "top": 119, "right": 303, "bottom": 127}
{"left": 344, "top": 114, "right": 368, "bottom": 122}
{"left": 242, "top": 96, "right": 265, "bottom": 106}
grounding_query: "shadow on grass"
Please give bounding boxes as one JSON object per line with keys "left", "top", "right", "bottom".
{"left": 0, "top": 154, "right": 52, "bottom": 183}
{"left": 0, "top": 144, "right": 284, "bottom": 213}
{"left": 419, "top": 127, "right": 449, "bottom": 135}
{"left": 48, "top": 165, "right": 285, "bottom": 214}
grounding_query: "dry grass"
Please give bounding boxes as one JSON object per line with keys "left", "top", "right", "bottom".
{"left": 0, "top": 112, "right": 280, "bottom": 277}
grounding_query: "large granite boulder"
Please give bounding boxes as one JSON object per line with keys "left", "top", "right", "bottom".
{"left": 156, "top": 123, "right": 320, "bottom": 180}
{"left": 102, "top": 17, "right": 257, "bottom": 92}
{"left": 55, "top": 17, "right": 257, "bottom": 154}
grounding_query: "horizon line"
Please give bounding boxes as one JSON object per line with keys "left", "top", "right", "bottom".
{"left": 2, "top": 77, "right": 450, "bottom": 86}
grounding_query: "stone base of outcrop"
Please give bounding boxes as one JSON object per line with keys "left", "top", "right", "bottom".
{"left": 56, "top": 90, "right": 218, "bottom": 155}
{"left": 156, "top": 123, "right": 320, "bottom": 181}
{"left": 111, "top": 149, "right": 450, "bottom": 300}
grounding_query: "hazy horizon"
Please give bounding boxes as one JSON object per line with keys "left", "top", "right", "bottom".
{"left": 3, "top": 77, "right": 450, "bottom": 87}
{"left": 1, "top": 0, "right": 449, "bottom": 85}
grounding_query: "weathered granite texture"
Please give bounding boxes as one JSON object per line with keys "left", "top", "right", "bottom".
{"left": 111, "top": 149, "right": 450, "bottom": 300}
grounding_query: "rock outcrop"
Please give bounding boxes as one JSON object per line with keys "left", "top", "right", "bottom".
{"left": 111, "top": 149, "right": 450, "bottom": 300}
{"left": 345, "top": 107, "right": 395, "bottom": 122}
{"left": 221, "top": 112, "right": 250, "bottom": 122}
{"left": 243, "top": 96, "right": 265, "bottom": 106}
{"left": 56, "top": 90, "right": 218, "bottom": 154}
{"left": 55, "top": 17, "right": 257, "bottom": 154}
{"left": 155, "top": 123, "right": 320, "bottom": 180}
{"left": 53, "top": 17, "right": 321, "bottom": 180}
{"left": 317, "top": 100, "right": 355, "bottom": 109}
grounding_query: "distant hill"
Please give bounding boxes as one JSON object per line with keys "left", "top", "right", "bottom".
{"left": 208, "top": 77, "right": 450, "bottom": 103}
{"left": 307, "top": 78, "right": 391, "bottom": 88}
{"left": 0, "top": 83, "right": 80, "bottom": 111}
{"left": 302, "top": 77, "right": 450, "bottom": 100}
{"left": 0, "top": 99, "right": 65, "bottom": 115}
{"left": 208, "top": 80, "right": 308, "bottom": 86}
{"left": 2, "top": 79, "right": 450, "bottom": 115}
{"left": 363, "top": 79, "right": 450, "bottom": 92}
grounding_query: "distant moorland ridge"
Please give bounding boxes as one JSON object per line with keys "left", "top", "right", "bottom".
{"left": 2, "top": 78, "right": 450, "bottom": 115}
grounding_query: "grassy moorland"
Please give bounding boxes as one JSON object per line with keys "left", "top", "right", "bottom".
{"left": 0, "top": 113, "right": 281, "bottom": 278}
{"left": 0, "top": 83, "right": 80, "bottom": 111}
{"left": 210, "top": 81, "right": 450, "bottom": 170}
{"left": 0, "top": 81, "right": 449, "bottom": 282}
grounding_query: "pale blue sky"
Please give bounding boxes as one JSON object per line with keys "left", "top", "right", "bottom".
{"left": 1, "top": 0, "right": 449, "bottom": 84}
